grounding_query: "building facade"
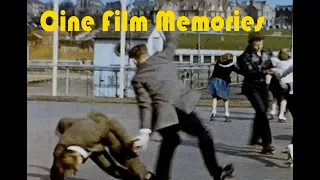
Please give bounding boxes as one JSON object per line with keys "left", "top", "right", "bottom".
{"left": 151, "top": 0, "right": 276, "bottom": 28}
{"left": 92, "top": 24, "right": 165, "bottom": 97}
{"left": 27, "top": 0, "right": 47, "bottom": 17}
{"left": 236, "top": 0, "right": 275, "bottom": 27}
{"left": 275, "top": 5, "right": 293, "bottom": 26}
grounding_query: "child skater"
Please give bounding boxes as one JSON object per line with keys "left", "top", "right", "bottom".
{"left": 208, "top": 53, "right": 240, "bottom": 122}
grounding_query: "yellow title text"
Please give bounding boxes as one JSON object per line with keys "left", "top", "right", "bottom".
{"left": 40, "top": 10, "right": 264, "bottom": 32}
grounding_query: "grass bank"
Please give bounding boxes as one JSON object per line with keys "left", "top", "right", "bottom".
{"left": 29, "top": 33, "right": 291, "bottom": 60}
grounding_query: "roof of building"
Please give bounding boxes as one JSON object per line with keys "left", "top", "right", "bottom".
{"left": 94, "top": 23, "right": 156, "bottom": 40}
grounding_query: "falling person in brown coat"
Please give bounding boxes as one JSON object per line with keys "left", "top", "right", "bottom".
{"left": 50, "top": 111, "right": 155, "bottom": 180}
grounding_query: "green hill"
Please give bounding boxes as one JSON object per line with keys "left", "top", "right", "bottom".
{"left": 178, "top": 34, "right": 292, "bottom": 50}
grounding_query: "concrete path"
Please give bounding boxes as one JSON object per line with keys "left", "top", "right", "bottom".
{"left": 27, "top": 102, "right": 293, "bottom": 180}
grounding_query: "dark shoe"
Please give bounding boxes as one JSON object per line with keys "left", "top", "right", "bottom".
{"left": 213, "top": 164, "right": 235, "bottom": 180}
{"left": 210, "top": 114, "right": 216, "bottom": 121}
{"left": 224, "top": 116, "right": 231, "bottom": 122}
{"left": 278, "top": 119, "right": 286, "bottom": 123}
{"left": 261, "top": 145, "right": 275, "bottom": 155}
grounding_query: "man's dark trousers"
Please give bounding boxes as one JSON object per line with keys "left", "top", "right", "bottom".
{"left": 242, "top": 82, "right": 272, "bottom": 146}
{"left": 155, "top": 108, "right": 221, "bottom": 180}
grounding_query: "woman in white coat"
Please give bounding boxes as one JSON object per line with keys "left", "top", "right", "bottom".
{"left": 269, "top": 48, "right": 293, "bottom": 123}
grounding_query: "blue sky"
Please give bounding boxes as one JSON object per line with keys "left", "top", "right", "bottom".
{"left": 40, "top": 0, "right": 292, "bottom": 6}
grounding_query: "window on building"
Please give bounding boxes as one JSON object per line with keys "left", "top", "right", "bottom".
{"left": 173, "top": 55, "right": 180, "bottom": 62}
{"left": 193, "top": 56, "right": 200, "bottom": 63}
{"left": 182, "top": 55, "right": 190, "bottom": 62}
{"left": 114, "top": 43, "right": 129, "bottom": 57}
{"left": 214, "top": 55, "right": 221, "bottom": 63}
{"left": 204, "top": 56, "right": 211, "bottom": 63}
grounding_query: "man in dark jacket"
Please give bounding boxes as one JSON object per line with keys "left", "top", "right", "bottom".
{"left": 128, "top": 19, "right": 234, "bottom": 180}
{"left": 237, "top": 32, "right": 275, "bottom": 154}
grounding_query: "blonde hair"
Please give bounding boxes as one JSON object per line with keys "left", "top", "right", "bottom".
{"left": 55, "top": 150, "right": 82, "bottom": 176}
{"left": 278, "top": 48, "right": 291, "bottom": 61}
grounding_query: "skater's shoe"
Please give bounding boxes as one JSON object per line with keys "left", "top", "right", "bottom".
{"left": 278, "top": 115, "right": 287, "bottom": 123}
{"left": 284, "top": 157, "right": 292, "bottom": 164}
{"left": 224, "top": 116, "right": 231, "bottom": 122}
{"left": 213, "top": 164, "right": 235, "bottom": 180}
{"left": 210, "top": 114, "right": 216, "bottom": 121}
{"left": 261, "top": 145, "right": 275, "bottom": 155}
{"left": 284, "top": 157, "right": 293, "bottom": 167}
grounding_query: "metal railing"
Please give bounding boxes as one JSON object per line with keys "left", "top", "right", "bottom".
{"left": 27, "top": 64, "right": 244, "bottom": 99}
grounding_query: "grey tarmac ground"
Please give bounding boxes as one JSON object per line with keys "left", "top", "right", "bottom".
{"left": 27, "top": 102, "right": 293, "bottom": 180}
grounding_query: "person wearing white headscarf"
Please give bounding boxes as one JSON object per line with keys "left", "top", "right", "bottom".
{"left": 269, "top": 48, "right": 293, "bottom": 123}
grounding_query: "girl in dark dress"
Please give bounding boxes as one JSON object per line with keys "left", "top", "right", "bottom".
{"left": 208, "top": 53, "right": 240, "bottom": 122}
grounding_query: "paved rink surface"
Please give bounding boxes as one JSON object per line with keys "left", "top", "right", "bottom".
{"left": 27, "top": 102, "right": 293, "bottom": 180}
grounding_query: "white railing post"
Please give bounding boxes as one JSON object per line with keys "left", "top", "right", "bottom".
{"left": 119, "top": 0, "right": 126, "bottom": 98}
{"left": 52, "top": 0, "right": 59, "bottom": 96}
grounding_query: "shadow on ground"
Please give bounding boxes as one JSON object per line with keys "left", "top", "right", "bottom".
{"left": 203, "top": 110, "right": 253, "bottom": 116}
{"left": 273, "top": 135, "right": 292, "bottom": 141}
{"left": 152, "top": 139, "right": 288, "bottom": 169}
{"left": 202, "top": 115, "right": 252, "bottom": 122}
